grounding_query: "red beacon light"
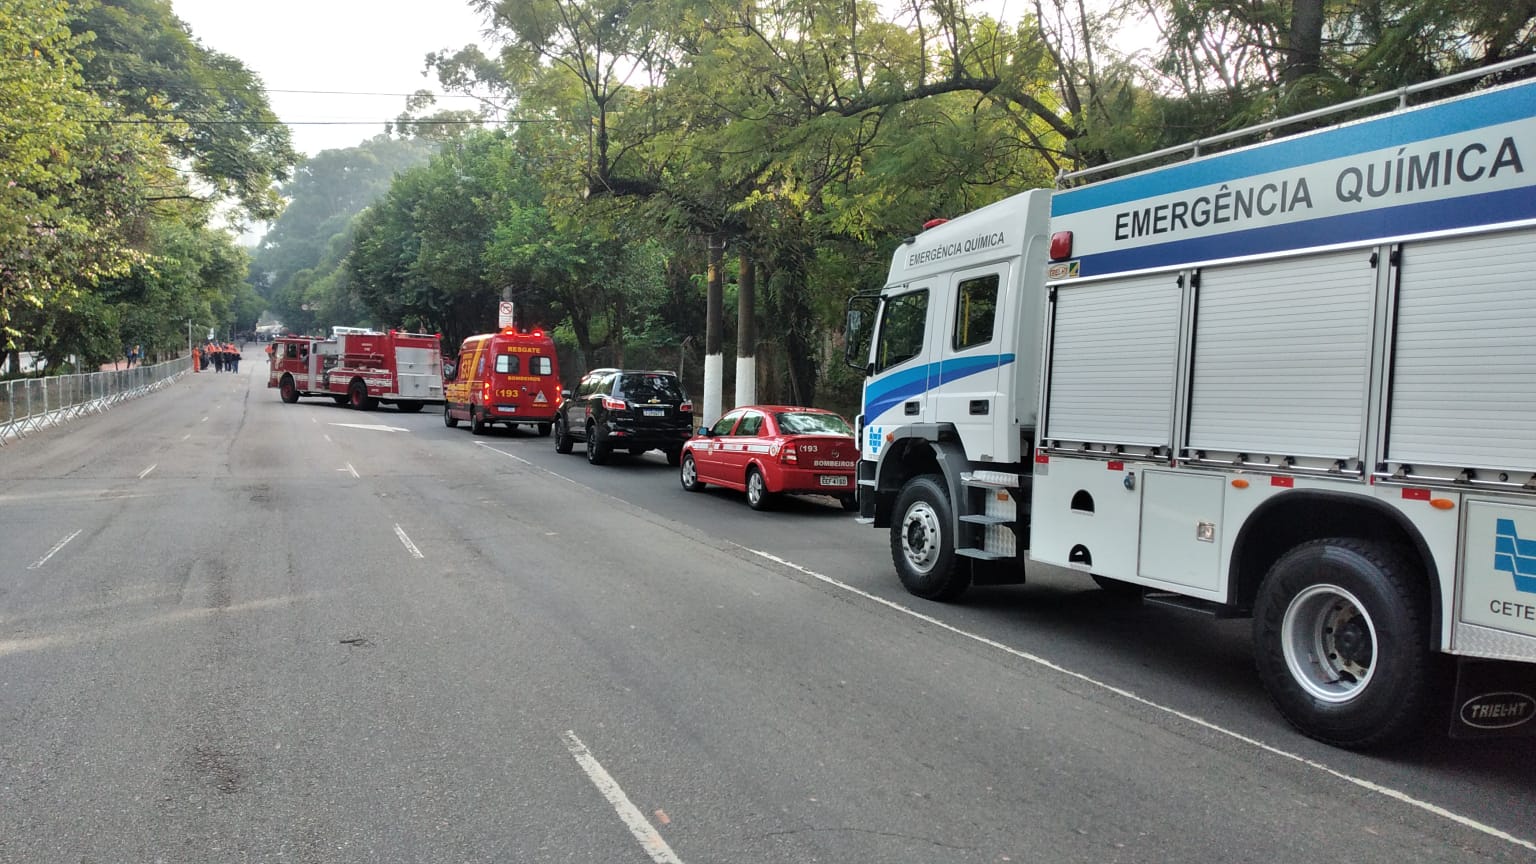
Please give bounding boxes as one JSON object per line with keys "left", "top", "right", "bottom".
{"left": 922, "top": 218, "right": 949, "bottom": 230}
{"left": 1049, "top": 231, "right": 1074, "bottom": 261}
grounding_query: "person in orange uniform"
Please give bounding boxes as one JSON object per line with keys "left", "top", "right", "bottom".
{"left": 192, "top": 344, "right": 201, "bottom": 372}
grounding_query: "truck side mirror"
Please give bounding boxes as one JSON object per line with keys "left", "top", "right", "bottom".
{"left": 844, "top": 293, "right": 878, "bottom": 373}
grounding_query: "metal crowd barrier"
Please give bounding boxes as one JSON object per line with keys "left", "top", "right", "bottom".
{"left": 0, "top": 357, "right": 192, "bottom": 446}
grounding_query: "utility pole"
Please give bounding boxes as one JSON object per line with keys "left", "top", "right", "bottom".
{"left": 186, "top": 319, "right": 193, "bottom": 356}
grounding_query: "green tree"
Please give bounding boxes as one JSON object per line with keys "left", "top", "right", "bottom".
{"left": 70, "top": 0, "right": 299, "bottom": 223}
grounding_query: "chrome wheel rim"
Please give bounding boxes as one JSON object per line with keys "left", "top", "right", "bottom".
{"left": 900, "top": 500, "right": 942, "bottom": 574}
{"left": 747, "top": 471, "right": 764, "bottom": 504}
{"left": 1281, "top": 583, "right": 1377, "bottom": 703}
{"left": 681, "top": 456, "right": 697, "bottom": 487}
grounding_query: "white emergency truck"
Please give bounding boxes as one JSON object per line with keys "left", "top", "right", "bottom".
{"left": 847, "top": 59, "right": 1536, "bottom": 748}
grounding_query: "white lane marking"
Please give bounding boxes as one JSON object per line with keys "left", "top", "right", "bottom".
{"left": 28, "top": 530, "right": 82, "bottom": 570}
{"left": 393, "top": 524, "right": 424, "bottom": 559}
{"left": 560, "top": 730, "right": 683, "bottom": 864}
{"left": 473, "top": 441, "right": 533, "bottom": 465}
{"left": 328, "top": 422, "right": 408, "bottom": 432}
{"left": 343, "top": 462, "right": 360, "bottom": 479}
{"left": 181, "top": 434, "right": 190, "bottom": 441}
{"left": 137, "top": 464, "right": 157, "bottom": 480}
{"left": 473, "top": 443, "right": 591, "bottom": 488}
{"left": 323, "top": 434, "right": 333, "bottom": 444}
{"left": 201, "top": 417, "right": 208, "bottom": 423}
{"left": 737, "top": 545, "right": 1536, "bottom": 854}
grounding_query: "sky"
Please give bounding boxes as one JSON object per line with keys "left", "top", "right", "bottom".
{"left": 171, "top": 0, "right": 495, "bottom": 156}
{"left": 169, "top": 0, "right": 1078, "bottom": 158}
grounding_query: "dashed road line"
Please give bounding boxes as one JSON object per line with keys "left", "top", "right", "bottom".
{"left": 393, "top": 524, "right": 424, "bottom": 559}
{"left": 561, "top": 730, "right": 683, "bottom": 863}
{"left": 28, "top": 530, "right": 82, "bottom": 570}
{"left": 342, "top": 462, "right": 359, "bottom": 479}
{"left": 737, "top": 545, "right": 1536, "bottom": 854}
{"left": 137, "top": 463, "right": 157, "bottom": 480}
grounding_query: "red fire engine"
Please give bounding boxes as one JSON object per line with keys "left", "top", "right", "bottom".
{"left": 267, "top": 328, "right": 445, "bottom": 411}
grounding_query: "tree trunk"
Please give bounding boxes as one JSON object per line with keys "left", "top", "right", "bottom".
{"left": 1283, "top": 0, "right": 1325, "bottom": 84}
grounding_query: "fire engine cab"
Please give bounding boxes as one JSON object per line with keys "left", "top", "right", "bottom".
{"left": 268, "top": 328, "right": 445, "bottom": 411}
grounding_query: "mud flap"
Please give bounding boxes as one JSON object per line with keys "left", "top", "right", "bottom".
{"left": 1448, "top": 658, "right": 1536, "bottom": 739}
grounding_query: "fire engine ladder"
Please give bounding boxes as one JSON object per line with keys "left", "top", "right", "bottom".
{"left": 956, "top": 470, "right": 1025, "bottom": 562}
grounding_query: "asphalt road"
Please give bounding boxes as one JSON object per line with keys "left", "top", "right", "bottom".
{"left": 0, "top": 365, "right": 1532, "bottom": 863}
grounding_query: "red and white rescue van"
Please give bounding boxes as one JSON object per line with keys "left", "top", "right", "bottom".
{"left": 443, "top": 327, "right": 563, "bottom": 435}
{"left": 268, "top": 328, "right": 445, "bottom": 411}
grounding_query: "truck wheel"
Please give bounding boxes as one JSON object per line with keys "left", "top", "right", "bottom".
{"left": 891, "top": 474, "right": 971, "bottom": 601}
{"left": 537, "top": 422, "right": 552, "bottom": 437}
{"left": 839, "top": 493, "right": 859, "bottom": 512}
{"left": 1252, "top": 538, "right": 1431, "bottom": 749}
{"left": 680, "top": 453, "right": 705, "bottom": 492}
{"left": 554, "top": 417, "right": 573, "bottom": 453}
{"left": 585, "top": 424, "right": 610, "bottom": 464}
{"left": 444, "top": 402, "right": 459, "bottom": 428}
{"left": 279, "top": 375, "right": 299, "bottom": 403}
{"left": 348, "top": 380, "right": 375, "bottom": 411}
{"left": 470, "top": 407, "right": 486, "bottom": 435}
{"left": 746, "top": 467, "right": 775, "bottom": 510}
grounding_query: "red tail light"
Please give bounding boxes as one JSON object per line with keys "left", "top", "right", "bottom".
{"left": 780, "top": 444, "right": 799, "bottom": 465}
{"left": 679, "top": 401, "right": 693, "bottom": 413}
{"left": 481, "top": 382, "right": 491, "bottom": 401}
{"left": 602, "top": 396, "right": 627, "bottom": 411}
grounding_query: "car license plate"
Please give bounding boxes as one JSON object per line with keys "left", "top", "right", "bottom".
{"left": 819, "top": 475, "right": 849, "bottom": 487}
{"left": 642, "top": 408, "right": 665, "bottom": 417}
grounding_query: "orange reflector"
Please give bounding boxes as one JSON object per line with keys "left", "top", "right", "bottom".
{"left": 1430, "top": 498, "right": 1455, "bottom": 510}
{"left": 1231, "top": 478, "right": 1250, "bottom": 489}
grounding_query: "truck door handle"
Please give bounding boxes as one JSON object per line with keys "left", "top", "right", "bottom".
{"left": 904, "top": 401, "right": 920, "bottom": 415}
{"left": 969, "top": 400, "right": 989, "bottom": 415}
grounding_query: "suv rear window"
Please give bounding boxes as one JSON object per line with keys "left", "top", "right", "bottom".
{"left": 616, "top": 373, "right": 683, "bottom": 401}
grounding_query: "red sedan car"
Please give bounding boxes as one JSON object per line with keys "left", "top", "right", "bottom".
{"left": 679, "top": 405, "right": 860, "bottom": 511}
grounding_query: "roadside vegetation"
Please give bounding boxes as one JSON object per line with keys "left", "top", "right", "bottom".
{"left": 4, "top": 0, "right": 1530, "bottom": 403}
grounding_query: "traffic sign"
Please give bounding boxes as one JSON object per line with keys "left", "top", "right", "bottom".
{"left": 498, "top": 301, "right": 515, "bottom": 328}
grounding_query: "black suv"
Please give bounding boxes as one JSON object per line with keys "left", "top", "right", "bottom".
{"left": 554, "top": 368, "right": 694, "bottom": 465}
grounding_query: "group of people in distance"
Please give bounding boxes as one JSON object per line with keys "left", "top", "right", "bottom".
{"left": 194, "top": 341, "right": 242, "bottom": 373}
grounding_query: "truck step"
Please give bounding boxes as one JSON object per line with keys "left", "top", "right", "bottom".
{"left": 962, "top": 470, "right": 1020, "bottom": 489}
{"left": 1143, "top": 591, "right": 1242, "bottom": 618}
{"left": 957, "top": 548, "right": 1011, "bottom": 561}
{"left": 960, "top": 514, "right": 1010, "bottom": 525}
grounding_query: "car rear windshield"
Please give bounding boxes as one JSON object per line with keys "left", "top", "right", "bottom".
{"left": 617, "top": 374, "right": 683, "bottom": 401}
{"left": 775, "top": 412, "right": 851, "bottom": 435}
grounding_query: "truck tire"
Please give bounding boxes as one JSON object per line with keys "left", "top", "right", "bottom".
{"left": 279, "top": 375, "right": 299, "bottom": 403}
{"left": 746, "top": 466, "right": 774, "bottom": 511}
{"left": 470, "top": 406, "right": 486, "bottom": 435}
{"left": 1252, "top": 538, "right": 1432, "bottom": 749}
{"left": 348, "top": 379, "right": 375, "bottom": 411}
{"left": 554, "top": 416, "right": 573, "bottom": 453}
{"left": 891, "top": 474, "right": 970, "bottom": 601}
{"left": 537, "top": 422, "right": 552, "bottom": 437}
{"left": 444, "top": 402, "right": 459, "bottom": 428}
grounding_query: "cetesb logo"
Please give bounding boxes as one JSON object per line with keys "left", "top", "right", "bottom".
{"left": 1494, "top": 519, "right": 1536, "bottom": 594}
{"left": 867, "top": 425, "right": 884, "bottom": 456}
